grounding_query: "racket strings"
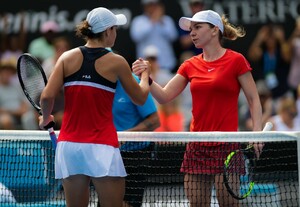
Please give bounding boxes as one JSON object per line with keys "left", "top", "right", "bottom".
{"left": 19, "top": 57, "right": 46, "bottom": 105}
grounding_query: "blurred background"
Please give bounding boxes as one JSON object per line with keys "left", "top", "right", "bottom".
{"left": 1, "top": 0, "right": 298, "bottom": 78}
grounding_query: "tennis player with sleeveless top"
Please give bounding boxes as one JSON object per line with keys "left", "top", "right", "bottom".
{"left": 39, "top": 7, "right": 151, "bottom": 207}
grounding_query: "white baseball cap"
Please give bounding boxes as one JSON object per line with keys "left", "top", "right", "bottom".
{"left": 143, "top": 45, "right": 158, "bottom": 58}
{"left": 179, "top": 10, "right": 224, "bottom": 33}
{"left": 86, "top": 7, "right": 127, "bottom": 33}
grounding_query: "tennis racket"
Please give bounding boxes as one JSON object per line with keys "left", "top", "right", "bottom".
{"left": 17, "top": 53, "right": 57, "bottom": 149}
{"left": 223, "top": 122, "right": 273, "bottom": 200}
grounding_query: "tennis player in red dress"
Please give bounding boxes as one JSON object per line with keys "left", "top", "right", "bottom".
{"left": 133, "top": 10, "right": 263, "bottom": 207}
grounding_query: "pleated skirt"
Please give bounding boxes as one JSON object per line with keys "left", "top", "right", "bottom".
{"left": 55, "top": 141, "right": 127, "bottom": 179}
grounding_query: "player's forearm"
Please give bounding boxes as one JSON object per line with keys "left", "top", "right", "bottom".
{"left": 149, "top": 81, "right": 169, "bottom": 104}
{"left": 135, "top": 72, "right": 151, "bottom": 105}
{"left": 40, "top": 96, "right": 55, "bottom": 120}
{"left": 127, "top": 113, "right": 160, "bottom": 132}
{"left": 250, "top": 103, "right": 263, "bottom": 131}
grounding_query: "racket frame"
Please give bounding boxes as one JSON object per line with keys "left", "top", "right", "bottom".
{"left": 17, "top": 53, "right": 57, "bottom": 149}
{"left": 223, "top": 144, "right": 255, "bottom": 200}
{"left": 223, "top": 122, "right": 273, "bottom": 200}
{"left": 17, "top": 53, "right": 48, "bottom": 115}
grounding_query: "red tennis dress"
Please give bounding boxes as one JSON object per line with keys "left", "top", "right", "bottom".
{"left": 177, "top": 49, "right": 252, "bottom": 174}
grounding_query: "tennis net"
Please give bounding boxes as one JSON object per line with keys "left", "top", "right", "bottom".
{"left": 0, "top": 130, "right": 299, "bottom": 207}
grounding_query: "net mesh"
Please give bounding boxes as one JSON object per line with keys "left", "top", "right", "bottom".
{"left": 0, "top": 130, "right": 299, "bottom": 207}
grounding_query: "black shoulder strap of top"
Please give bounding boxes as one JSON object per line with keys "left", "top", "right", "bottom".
{"left": 79, "top": 46, "right": 110, "bottom": 61}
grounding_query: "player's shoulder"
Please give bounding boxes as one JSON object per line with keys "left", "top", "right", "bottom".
{"left": 56, "top": 48, "right": 83, "bottom": 68}
{"left": 225, "top": 49, "right": 249, "bottom": 63}
{"left": 106, "top": 52, "right": 128, "bottom": 66}
{"left": 181, "top": 53, "right": 201, "bottom": 66}
{"left": 98, "top": 52, "right": 130, "bottom": 75}
{"left": 226, "top": 49, "right": 245, "bottom": 59}
{"left": 60, "top": 47, "right": 81, "bottom": 59}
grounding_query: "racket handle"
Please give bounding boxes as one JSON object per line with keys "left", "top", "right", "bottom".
{"left": 44, "top": 121, "right": 55, "bottom": 130}
{"left": 263, "top": 122, "right": 273, "bottom": 131}
{"left": 48, "top": 127, "right": 57, "bottom": 149}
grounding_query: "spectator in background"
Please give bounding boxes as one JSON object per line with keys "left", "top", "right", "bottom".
{"left": 248, "top": 24, "right": 291, "bottom": 101}
{"left": 0, "top": 12, "right": 26, "bottom": 84}
{"left": 268, "top": 96, "right": 300, "bottom": 131}
{"left": 113, "top": 72, "right": 160, "bottom": 207}
{"left": 288, "top": 17, "right": 300, "bottom": 100}
{"left": 142, "top": 45, "right": 160, "bottom": 80}
{"left": 28, "top": 20, "right": 60, "bottom": 63}
{"left": 0, "top": 62, "right": 37, "bottom": 130}
{"left": 0, "top": 12, "right": 26, "bottom": 61}
{"left": 42, "top": 36, "right": 72, "bottom": 78}
{"left": 154, "top": 97, "right": 184, "bottom": 132}
{"left": 142, "top": 45, "right": 171, "bottom": 84}
{"left": 130, "top": 0, "right": 178, "bottom": 73}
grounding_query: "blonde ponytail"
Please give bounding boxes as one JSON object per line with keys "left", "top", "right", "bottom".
{"left": 221, "top": 15, "right": 246, "bottom": 40}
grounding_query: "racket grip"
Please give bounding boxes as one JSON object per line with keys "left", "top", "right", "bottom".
{"left": 44, "top": 121, "right": 55, "bottom": 130}
{"left": 263, "top": 122, "right": 273, "bottom": 131}
{"left": 48, "top": 127, "right": 57, "bottom": 149}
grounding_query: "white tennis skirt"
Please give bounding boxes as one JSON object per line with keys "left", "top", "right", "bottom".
{"left": 55, "top": 141, "right": 127, "bottom": 179}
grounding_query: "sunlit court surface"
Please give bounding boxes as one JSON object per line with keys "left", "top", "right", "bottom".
{"left": 0, "top": 130, "right": 299, "bottom": 206}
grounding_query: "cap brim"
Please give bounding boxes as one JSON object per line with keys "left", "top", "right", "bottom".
{"left": 115, "top": 14, "right": 127, "bottom": 26}
{"left": 179, "top": 17, "right": 194, "bottom": 31}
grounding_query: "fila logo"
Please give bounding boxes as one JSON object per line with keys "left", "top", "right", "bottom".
{"left": 208, "top": 68, "right": 215, "bottom": 72}
{"left": 82, "top": 75, "right": 91, "bottom": 79}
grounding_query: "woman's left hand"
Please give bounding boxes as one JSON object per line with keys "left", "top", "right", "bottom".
{"left": 251, "top": 142, "right": 265, "bottom": 159}
{"left": 132, "top": 58, "right": 151, "bottom": 77}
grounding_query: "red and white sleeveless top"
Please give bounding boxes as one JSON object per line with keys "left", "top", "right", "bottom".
{"left": 58, "top": 46, "right": 119, "bottom": 147}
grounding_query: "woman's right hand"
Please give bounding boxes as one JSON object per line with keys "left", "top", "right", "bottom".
{"left": 39, "top": 115, "right": 54, "bottom": 130}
